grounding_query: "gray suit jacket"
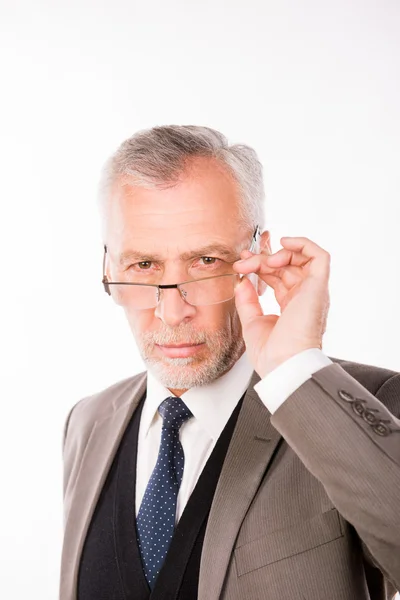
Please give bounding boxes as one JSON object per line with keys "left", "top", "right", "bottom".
{"left": 60, "top": 357, "right": 400, "bottom": 599}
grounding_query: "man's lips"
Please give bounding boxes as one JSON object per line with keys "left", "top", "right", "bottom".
{"left": 161, "top": 343, "right": 201, "bottom": 348}
{"left": 155, "top": 342, "right": 205, "bottom": 358}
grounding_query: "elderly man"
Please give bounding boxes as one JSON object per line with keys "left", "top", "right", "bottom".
{"left": 60, "top": 125, "right": 400, "bottom": 600}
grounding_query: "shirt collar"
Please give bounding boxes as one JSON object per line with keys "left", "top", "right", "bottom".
{"left": 143, "top": 352, "right": 254, "bottom": 441}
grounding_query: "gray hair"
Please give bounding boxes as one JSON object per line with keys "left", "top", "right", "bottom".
{"left": 98, "top": 125, "right": 265, "bottom": 232}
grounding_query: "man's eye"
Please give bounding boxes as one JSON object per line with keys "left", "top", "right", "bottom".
{"left": 136, "top": 261, "right": 152, "bottom": 269}
{"left": 200, "top": 257, "right": 217, "bottom": 265}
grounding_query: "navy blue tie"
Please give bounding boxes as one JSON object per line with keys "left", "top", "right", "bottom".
{"left": 136, "top": 396, "right": 193, "bottom": 589}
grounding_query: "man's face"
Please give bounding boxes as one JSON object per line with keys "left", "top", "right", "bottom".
{"left": 104, "top": 157, "right": 253, "bottom": 393}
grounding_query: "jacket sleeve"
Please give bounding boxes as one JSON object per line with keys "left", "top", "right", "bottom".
{"left": 269, "top": 363, "right": 400, "bottom": 591}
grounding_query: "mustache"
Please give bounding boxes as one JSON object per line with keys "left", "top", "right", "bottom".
{"left": 140, "top": 325, "right": 207, "bottom": 346}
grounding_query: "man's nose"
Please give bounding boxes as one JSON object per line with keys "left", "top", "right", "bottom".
{"left": 154, "top": 287, "right": 197, "bottom": 327}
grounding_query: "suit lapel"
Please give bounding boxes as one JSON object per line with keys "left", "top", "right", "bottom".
{"left": 60, "top": 374, "right": 147, "bottom": 600}
{"left": 198, "top": 374, "right": 283, "bottom": 600}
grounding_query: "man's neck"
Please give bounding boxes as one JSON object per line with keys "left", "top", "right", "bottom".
{"left": 168, "top": 387, "right": 187, "bottom": 397}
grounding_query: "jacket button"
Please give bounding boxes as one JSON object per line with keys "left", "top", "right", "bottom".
{"left": 352, "top": 400, "right": 365, "bottom": 416}
{"left": 363, "top": 410, "right": 377, "bottom": 425}
{"left": 338, "top": 389, "right": 354, "bottom": 402}
{"left": 372, "top": 422, "right": 390, "bottom": 436}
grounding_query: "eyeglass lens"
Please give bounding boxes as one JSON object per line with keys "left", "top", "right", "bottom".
{"left": 108, "top": 274, "right": 240, "bottom": 309}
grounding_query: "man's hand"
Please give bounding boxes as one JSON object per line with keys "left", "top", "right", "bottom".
{"left": 233, "top": 237, "right": 331, "bottom": 378}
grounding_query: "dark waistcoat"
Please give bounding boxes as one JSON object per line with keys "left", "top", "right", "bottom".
{"left": 77, "top": 393, "right": 243, "bottom": 600}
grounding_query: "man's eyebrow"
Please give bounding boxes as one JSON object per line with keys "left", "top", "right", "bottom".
{"left": 118, "top": 250, "right": 162, "bottom": 265}
{"left": 117, "top": 244, "right": 239, "bottom": 266}
{"left": 180, "top": 244, "right": 239, "bottom": 261}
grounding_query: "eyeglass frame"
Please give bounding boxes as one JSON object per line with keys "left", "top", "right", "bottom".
{"left": 102, "top": 225, "right": 261, "bottom": 306}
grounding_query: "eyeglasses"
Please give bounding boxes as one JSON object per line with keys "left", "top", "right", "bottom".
{"left": 102, "top": 226, "right": 260, "bottom": 309}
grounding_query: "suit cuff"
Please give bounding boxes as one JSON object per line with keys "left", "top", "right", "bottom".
{"left": 254, "top": 349, "right": 333, "bottom": 414}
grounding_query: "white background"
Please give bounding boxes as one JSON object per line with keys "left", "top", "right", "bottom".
{"left": 0, "top": 0, "right": 399, "bottom": 597}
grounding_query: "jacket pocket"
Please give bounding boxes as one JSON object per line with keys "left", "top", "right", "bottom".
{"left": 235, "top": 508, "right": 343, "bottom": 576}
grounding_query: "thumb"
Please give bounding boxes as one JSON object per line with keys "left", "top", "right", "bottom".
{"left": 234, "top": 276, "right": 263, "bottom": 328}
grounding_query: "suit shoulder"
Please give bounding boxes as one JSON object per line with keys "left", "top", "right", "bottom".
{"left": 329, "top": 355, "right": 399, "bottom": 396}
{"left": 65, "top": 371, "right": 147, "bottom": 438}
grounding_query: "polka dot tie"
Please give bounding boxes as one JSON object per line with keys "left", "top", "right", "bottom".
{"left": 136, "top": 396, "right": 193, "bottom": 589}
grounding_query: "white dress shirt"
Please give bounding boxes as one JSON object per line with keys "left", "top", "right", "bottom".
{"left": 136, "top": 348, "right": 333, "bottom": 521}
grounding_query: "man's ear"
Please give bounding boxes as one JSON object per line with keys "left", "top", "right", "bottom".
{"left": 257, "top": 230, "right": 271, "bottom": 296}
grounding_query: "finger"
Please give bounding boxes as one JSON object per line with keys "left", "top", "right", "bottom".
{"left": 267, "top": 249, "right": 307, "bottom": 268}
{"left": 236, "top": 243, "right": 329, "bottom": 273}
{"left": 280, "top": 237, "right": 331, "bottom": 276}
{"left": 261, "top": 268, "right": 303, "bottom": 293}
{"left": 235, "top": 253, "right": 304, "bottom": 282}
{"left": 277, "top": 267, "right": 303, "bottom": 289}
{"left": 234, "top": 276, "right": 263, "bottom": 327}
{"left": 237, "top": 248, "right": 304, "bottom": 270}
{"left": 280, "top": 236, "right": 328, "bottom": 257}
{"left": 235, "top": 250, "right": 302, "bottom": 271}
{"left": 262, "top": 274, "right": 292, "bottom": 307}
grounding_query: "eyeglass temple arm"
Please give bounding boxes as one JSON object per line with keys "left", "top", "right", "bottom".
{"left": 249, "top": 225, "right": 261, "bottom": 253}
{"left": 102, "top": 245, "right": 111, "bottom": 295}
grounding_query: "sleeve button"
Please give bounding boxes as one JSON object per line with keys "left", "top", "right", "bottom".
{"left": 372, "top": 422, "right": 390, "bottom": 437}
{"left": 352, "top": 400, "right": 365, "bottom": 417}
{"left": 338, "top": 389, "right": 354, "bottom": 402}
{"left": 363, "top": 409, "right": 377, "bottom": 425}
